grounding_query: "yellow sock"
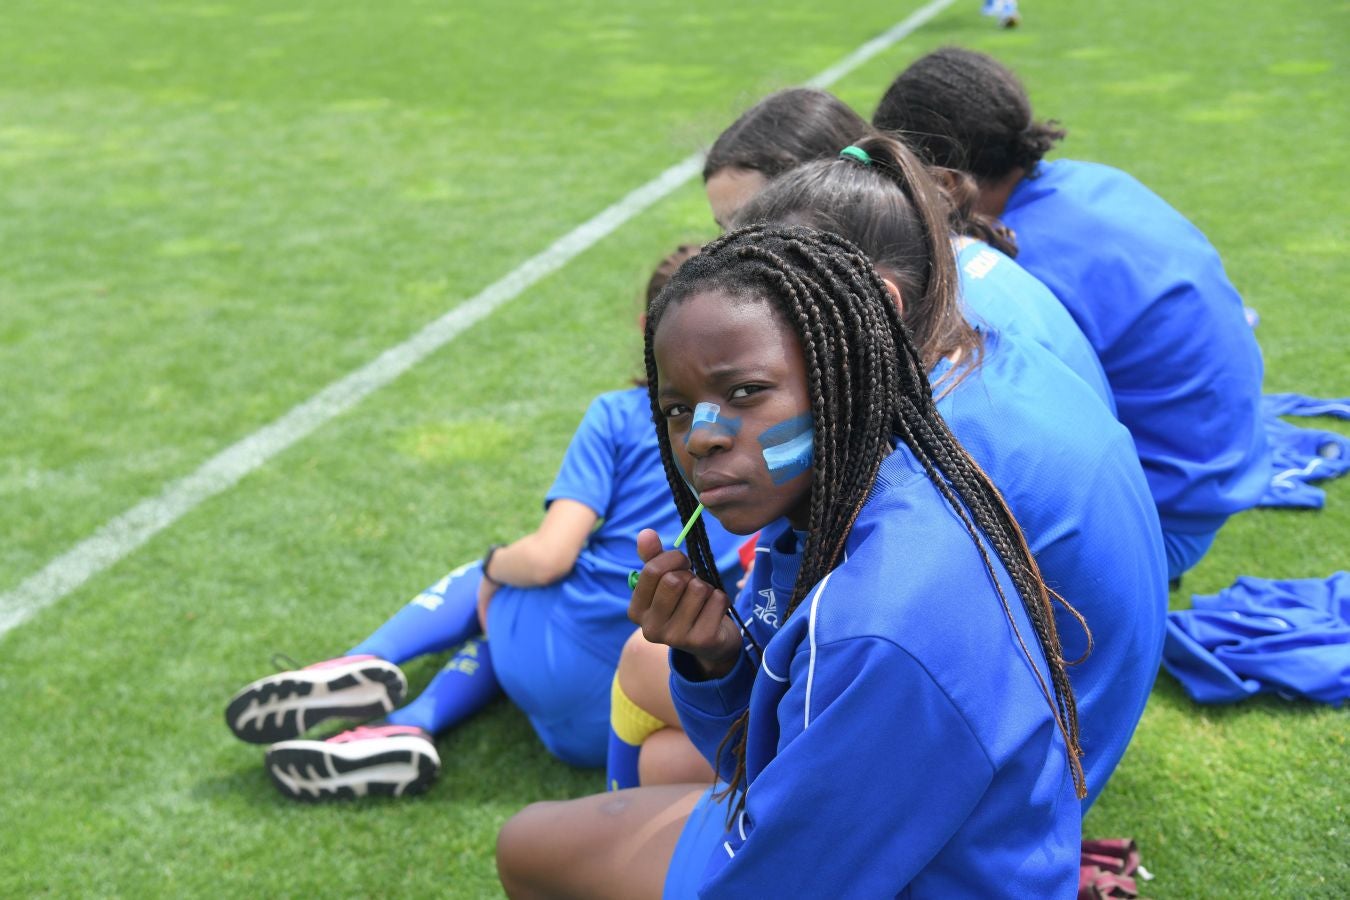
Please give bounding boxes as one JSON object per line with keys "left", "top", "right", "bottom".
{"left": 610, "top": 674, "right": 664, "bottom": 746}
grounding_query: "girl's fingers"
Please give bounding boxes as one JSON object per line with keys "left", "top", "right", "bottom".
{"left": 660, "top": 576, "right": 714, "bottom": 638}
{"left": 627, "top": 541, "right": 733, "bottom": 658}
{"left": 691, "top": 590, "right": 742, "bottom": 664}
{"left": 691, "top": 588, "right": 731, "bottom": 641}
{"left": 635, "top": 528, "right": 665, "bottom": 564}
{"left": 629, "top": 549, "right": 692, "bottom": 622}
{"left": 647, "top": 568, "right": 695, "bottom": 627}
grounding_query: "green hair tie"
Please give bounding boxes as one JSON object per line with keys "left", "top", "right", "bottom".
{"left": 839, "top": 145, "right": 871, "bottom": 165}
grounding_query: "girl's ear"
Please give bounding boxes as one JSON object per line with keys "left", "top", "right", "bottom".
{"left": 880, "top": 277, "right": 905, "bottom": 316}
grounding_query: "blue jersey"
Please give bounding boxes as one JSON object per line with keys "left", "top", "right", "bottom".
{"left": 670, "top": 447, "right": 1080, "bottom": 898}
{"left": 1003, "top": 159, "right": 1269, "bottom": 535}
{"left": 542, "top": 387, "right": 744, "bottom": 662}
{"left": 933, "top": 329, "right": 1167, "bottom": 808}
{"left": 956, "top": 237, "right": 1114, "bottom": 411}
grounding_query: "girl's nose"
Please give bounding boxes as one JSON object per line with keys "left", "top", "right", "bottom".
{"left": 685, "top": 402, "right": 740, "bottom": 457}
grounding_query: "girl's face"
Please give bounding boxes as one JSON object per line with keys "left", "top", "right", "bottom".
{"left": 704, "top": 167, "right": 768, "bottom": 230}
{"left": 653, "top": 289, "right": 813, "bottom": 535}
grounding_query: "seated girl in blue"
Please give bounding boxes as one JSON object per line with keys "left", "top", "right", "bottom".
{"left": 874, "top": 46, "right": 1269, "bottom": 579}
{"left": 602, "top": 92, "right": 1123, "bottom": 797}
{"left": 955, "top": 236, "right": 1113, "bottom": 410}
{"left": 496, "top": 225, "right": 1084, "bottom": 897}
{"left": 735, "top": 135, "right": 1167, "bottom": 811}
{"left": 223, "top": 246, "right": 745, "bottom": 800}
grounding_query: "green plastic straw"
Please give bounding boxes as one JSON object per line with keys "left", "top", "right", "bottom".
{"left": 673, "top": 503, "right": 705, "bottom": 549}
{"left": 628, "top": 503, "right": 706, "bottom": 590}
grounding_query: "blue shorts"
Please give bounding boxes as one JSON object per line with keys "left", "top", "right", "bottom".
{"left": 1162, "top": 526, "right": 1219, "bottom": 581}
{"left": 485, "top": 584, "right": 616, "bottom": 767}
{"left": 663, "top": 786, "right": 734, "bottom": 899}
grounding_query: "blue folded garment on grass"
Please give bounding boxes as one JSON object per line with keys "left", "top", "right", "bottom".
{"left": 1258, "top": 394, "right": 1350, "bottom": 509}
{"left": 1163, "top": 572, "right": 1350, "bottom": 705}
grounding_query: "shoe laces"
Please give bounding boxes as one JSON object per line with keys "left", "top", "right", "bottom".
{"left": 270, "top": 651, "right": 302, "bottom": 672}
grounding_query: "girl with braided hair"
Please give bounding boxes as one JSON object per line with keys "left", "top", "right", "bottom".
{"left": 497, "top": 223, "right": 1082, "bottom": 898}
{"left": 874, "top": 46, "right": 1269, "bottom": 580}
{"left": 610, "top": 131, "right": 1161, "bottom": 809}
{"left": 601, "top": 88, "right": 1115, "bottom": 796}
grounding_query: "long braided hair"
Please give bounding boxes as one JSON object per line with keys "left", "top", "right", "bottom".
{"left": 645, "top": 224, "right": 1086, "bottom": 813}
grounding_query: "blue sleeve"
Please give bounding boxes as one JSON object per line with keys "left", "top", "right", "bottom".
{"left": 699, "top": 639, "right": 995, "bottom": 899}
{"left": 544, "top": 395, "right": 618, "bottom": 518}
{"left": 669, "top": 649, "right": 756, "bottom": 783}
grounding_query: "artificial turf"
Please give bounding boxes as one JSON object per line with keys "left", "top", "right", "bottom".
{"left": 0, "top": 0, "right": 1345, "bottom": 895}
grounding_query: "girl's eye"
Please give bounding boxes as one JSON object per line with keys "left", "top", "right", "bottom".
{"left": 663, "top": 404, "right": 690, "bottom": 420}
{"left": 729, "top": 385, "right": 764, "bottom": 401}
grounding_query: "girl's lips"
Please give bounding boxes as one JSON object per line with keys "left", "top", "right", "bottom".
{"left": 695, "top": 480, "right": 747, "bottom": 507}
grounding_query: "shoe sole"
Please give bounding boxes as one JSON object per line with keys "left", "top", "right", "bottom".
{"left": 224, "top": 659, "right": 407, "bottom": 744}
{"left": 265, "top": 736, "right": 441, "bottom": 801}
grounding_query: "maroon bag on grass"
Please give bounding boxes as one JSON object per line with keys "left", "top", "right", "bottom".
{"left": 1078, "top": 838, "right": 1148, "bottom": 900}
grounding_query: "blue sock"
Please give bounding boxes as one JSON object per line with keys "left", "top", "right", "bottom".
{"left": 606, "top": 728, "right": 642, "bottom": 792}
{"left": 348, "top": 562, "right": 483, "bottom": 665}
{"left": 605, "top": 674, "right": 664, "bottom": 790}
{"left": 386, "top": 637, "right": 501, "bottom": 734}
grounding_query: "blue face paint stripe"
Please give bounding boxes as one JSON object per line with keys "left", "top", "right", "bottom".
{"left": 759, "top": 413, "right": 814, "bottom": 484}
{"left": 691, "top": 402, "right": 721, "bottom": 428}
{"left": 758, "top": 412, "right": 812, "bottom": 448}
{"left": 685, "top": 401, "right": 741, "bottom": 446}
{"left": 762, "top": 431, "right": 814, "bottom": 484}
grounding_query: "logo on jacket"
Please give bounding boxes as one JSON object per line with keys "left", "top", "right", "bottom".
{"left": 754, "top": 588, "right": 779, "bottom": 628}
{"left": 963, "top": 247, "right": 1000, "bottom": 280}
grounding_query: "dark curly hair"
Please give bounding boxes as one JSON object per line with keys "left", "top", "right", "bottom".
{"left": 873, "top": 46, "right": 1066, "bottom": 181}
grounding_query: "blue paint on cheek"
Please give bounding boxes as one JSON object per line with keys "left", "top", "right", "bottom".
{"left": 684, "top": 401, "right": 742, "bottom": 446}
{"left": 759, "top": 413, "right": 814, "bottom": 484}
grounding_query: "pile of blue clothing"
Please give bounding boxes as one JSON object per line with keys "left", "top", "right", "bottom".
{"left": 1163, "top": 573, "right": 1349, "bottom": 705}
{"left": 1258, "top": 394, "right": 1350, "bottom": 509}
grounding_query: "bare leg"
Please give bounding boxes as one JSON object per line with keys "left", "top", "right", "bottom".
{"left": 618, "top": 633, "right": 714, "bottom": 786}
{"left": 639, "top": 728, "right": 714, "bottom": 786}
{"left": 497, "top": 785, "right": 705, "bottom": 900}
{"left": 617, "top": 631, "right": 682, "bottom": 727}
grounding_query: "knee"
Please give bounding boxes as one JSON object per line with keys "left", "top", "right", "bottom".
{"left": 638, "top": 727, "right": 715, "bottom": 787}
{"left": 617, "top": 632, "right": 674, "bottom": 720}
{"left": 616, "top": 630, "right": 652, "bottom": 688}
{"left": 496, "top": 802, "right": 557, "bottom": 899}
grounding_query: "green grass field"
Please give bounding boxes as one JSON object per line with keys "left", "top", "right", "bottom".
{"left": 1, "top": 0, "right": 1346, "bottom": 895}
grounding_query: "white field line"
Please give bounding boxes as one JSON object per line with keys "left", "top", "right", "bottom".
{"left": 805, "top": 0, "right": 955, "bottom": 89}
{"left": 0, "top": 0, "right": 957, "bottom": 639}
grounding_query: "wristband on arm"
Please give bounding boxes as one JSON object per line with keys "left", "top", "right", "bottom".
{"left": 481, "top": 543, "right": 505, "bottom": 586}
